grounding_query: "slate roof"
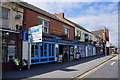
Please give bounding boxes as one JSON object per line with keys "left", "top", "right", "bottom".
{"left": 91, "top": 29, "right": 104, "bottom": 37}
{"left": 15, "top": 2, "right": 75, "bottom": 28}
{"left": 15, "top": 1, "right": 96, "bottom": 35}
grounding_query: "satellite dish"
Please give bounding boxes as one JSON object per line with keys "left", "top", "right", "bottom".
{"left": 15, "top": 14, "right": 21, "bottom": 19}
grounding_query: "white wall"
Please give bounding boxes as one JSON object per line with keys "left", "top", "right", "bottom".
{"left": 75, "top": 27, "right": 97, "bottom": 42}
{"left": 1, "top": 2, "right": 23, "bottom": 30}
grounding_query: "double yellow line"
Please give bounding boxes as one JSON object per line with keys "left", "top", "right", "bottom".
{"left": 76, "top": 57, "right": 113, "bottom": 80}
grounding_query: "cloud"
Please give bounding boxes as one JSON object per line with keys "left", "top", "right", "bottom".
{"left": 22, "top": 0, "right": 119, "bottom": 2}
{"left": 22, "top": 0, "right": 118, "bottom": 47}
{"left": 68, "top": 3, "right": 118, "bottom": 47}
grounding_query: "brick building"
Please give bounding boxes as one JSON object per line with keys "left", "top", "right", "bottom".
{"left": 1, "top": 1, "right": 97, "bottom": 70}
{"left": 91, "top": 27, "right": 109, "bottom": 55}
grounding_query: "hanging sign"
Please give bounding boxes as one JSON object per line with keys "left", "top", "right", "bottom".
{"left": 28, "top": 25, "right": 42, "bottom": 43}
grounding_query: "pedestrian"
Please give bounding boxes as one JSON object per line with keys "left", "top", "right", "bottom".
{"left": 100, "top": 49, "right": 103, "bottom": 54}
{"left": 57, "top": 53, "right": 63, "bottom": 63}
{"left": 13, "top": 56, "right": 22, "bottom": 71}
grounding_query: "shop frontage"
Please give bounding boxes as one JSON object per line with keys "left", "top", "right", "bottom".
{"left": 1, "top": 29, "right": 21, "bottom": 71}
{"left": 23, "top": 32, "right": 57, "bottom": 64}
{"left": 57, "top": 38, "right": 75, "bottom": 61}
{"left": 86, "top": 43, "right": 96, "bottom": 57}
{"left": 23, "top": 31, "right": 96, "bottom": 65}
{"left": 74, "top": 41, "right": 86, "bottom": 59}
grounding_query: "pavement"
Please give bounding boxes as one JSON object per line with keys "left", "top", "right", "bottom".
{"left": 2, "top": 54, "right": 117, "bottom": 80}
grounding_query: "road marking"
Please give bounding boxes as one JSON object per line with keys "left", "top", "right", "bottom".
{"left": 77, "top": 55, "right": 119, "bottom": 79}
{"left": 78, "top": 60, "right": 108, "bottom": 79}
{"left": 110, "top": 62, "right": 116, "bottom": 65}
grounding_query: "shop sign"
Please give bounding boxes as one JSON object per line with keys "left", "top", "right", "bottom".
{"left": 78, "top": 42, "right": 85, "bottom": 45}
{"left": 59, "top": 40, "right": 74, "bottom": 44}
{"left": 42, "top": 37, "right": 56, "bottom": 42}
{"left": 28, "top": 25, "right": 42, "bottom": 43}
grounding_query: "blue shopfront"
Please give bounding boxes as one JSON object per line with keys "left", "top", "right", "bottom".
{"left": 86, "top": 43, "right": 96, "bottom": 57}
{"left": 22, "top": 31, "right": 96, "bottom": 65}
{"left": 23, "top": 31, "right": 57, "bottom": 64}
{"left": 57, "top": 38, "right": 76, "bottom": 61}
{"left": 77, "top": 41, "right": 86, "bottom": 58}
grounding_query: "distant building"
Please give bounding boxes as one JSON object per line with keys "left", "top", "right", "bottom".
{"left": 91, "top": 27, "right": 110, "bottom": 55}
{"left": 91, "top": 27, "right": 109, "bottom": 42}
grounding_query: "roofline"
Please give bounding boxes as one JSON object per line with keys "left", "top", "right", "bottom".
{"left": 64, "top": 18, "right": 95, "bottom": 35}
{"left": 15, "top": 2, "right": 75, "bottom": 28}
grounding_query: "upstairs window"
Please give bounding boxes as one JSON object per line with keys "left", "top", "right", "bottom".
{"left": 77, "top": 30, "right": 81, "bottom": 37}
{"left": 64, "top": 27, "right": 69, "bottom": 38}
{"left": 38, "top": 18, "right": 49, "bottom": 33}
{"left": 1, "top": 7, "right": 10, "bottom": 28}
{"left": 90, "top": 35, "right": 92, "bottom": 40}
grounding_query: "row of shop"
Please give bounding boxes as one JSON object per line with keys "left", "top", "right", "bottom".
{"left": 23, "top": 31, "right": 96, "bottom": 64}
{"left": 2, "top": 29, "right": 96, "bottom": 71}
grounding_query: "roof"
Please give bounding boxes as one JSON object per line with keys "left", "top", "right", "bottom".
{"left": 91, "top": 29, "right": 104, "bottom": 37}
{"left": 64, "top": 18, "right": 95, "bottom": 35}
{"left": 14, "top": 1, "right": 97, "bottom": 36}
{"left": 15, "top": 2, "right": 75, "bottom": 28}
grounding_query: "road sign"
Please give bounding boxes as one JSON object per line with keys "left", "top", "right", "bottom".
{"left": 28, "top": 25, "right": 42, "bottom": 43}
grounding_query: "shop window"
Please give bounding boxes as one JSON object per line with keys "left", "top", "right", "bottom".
{"left": 31, "top": 43, "right": 38, "bottom": 57}
{"left": 38, "top": 18, "right": 49, "bottom": 33}
{"left": 70, "top": 47, "right": 74, "bottom": 55}
{"left": 49, "top": 44, "right": 51, "bottom": 56}
{"left": 7, "top": 45, "right": 16, "bottom": 62}
{"left": 2, "top": 39, "right": 7, "bottom": 44}
{"left": 1, "top": 7, "right": 10, "bottom": 28}
{"left": 43, "top": 44, "right": 47, "bottom": 57}
{"left": 2, "top": 39, "right": 16, "bottom": 62}
{"left": 8, "top": 40, "right": 16, "bottom": 44}
{"left": 79, "top": 46, "right": 85, "bottom": 54}
{"left": 2, "top": 45, "right": 16, "bottom": 62}
{"left": 41, "top": 44, "right": 43, "bottom": 57}
{"left": 41, "top": 44, "right": 47, "bottom": 57}
{"left": 52, "top": 44, "right": 55, "bottom": 56}
{"left": 35, "top": 44, "right": 38, "bottom": 57}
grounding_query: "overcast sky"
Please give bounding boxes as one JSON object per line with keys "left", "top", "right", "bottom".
{"left": 22, "top": 0, "right": 119, "bottom": 47}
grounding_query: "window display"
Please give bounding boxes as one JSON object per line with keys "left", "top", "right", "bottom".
{"left": 2, "top": 39, "right": 17, "bottom": 62}
{"left": 79, "top": 46, "right": 86, "bottom": 57}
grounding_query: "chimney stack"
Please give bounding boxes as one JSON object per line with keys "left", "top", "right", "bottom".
{"left": 54, "top": 13, "right": 64, "bottom": 19}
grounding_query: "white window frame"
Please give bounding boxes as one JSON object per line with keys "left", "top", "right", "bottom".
{"left": 1, "top": 7, "right": 10, "bottom": 28}
{"left": 38, "top": 18, "right": 49, "bottom": 33}
{"left": 77, "top": 30, "right": 81, "bottom": 37}
{"left": 64, "top": 27, "right": 69, "bottom": 38}
{"left": 89, "top": 35, "right": 93, "bottom": 40}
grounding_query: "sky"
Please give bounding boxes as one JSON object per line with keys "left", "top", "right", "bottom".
{"left": 22, "top": 0, "right": 119, "bottom": 47}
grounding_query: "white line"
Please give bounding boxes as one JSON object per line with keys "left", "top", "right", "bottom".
{"left": 110, "top": 62, "right": 116, "bottom": 65}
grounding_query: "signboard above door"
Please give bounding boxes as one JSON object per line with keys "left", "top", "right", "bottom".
{"left": 28, "top": 25, "right": 42, "bottom": 43}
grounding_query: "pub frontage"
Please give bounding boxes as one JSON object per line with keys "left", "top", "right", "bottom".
{"left": 22, "top": 31, "right": 96, "bottom": 65}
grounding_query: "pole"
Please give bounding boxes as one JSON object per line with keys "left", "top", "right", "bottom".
{"left": 28, "top": 42, "right": 31, "bottom": 70}
{"left": 105, "top": 43, "right": 107, "bottom": 56}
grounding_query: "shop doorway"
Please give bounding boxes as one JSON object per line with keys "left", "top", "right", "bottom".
{"left": 59, "top": 45, "right": 69, "bottom": 61}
